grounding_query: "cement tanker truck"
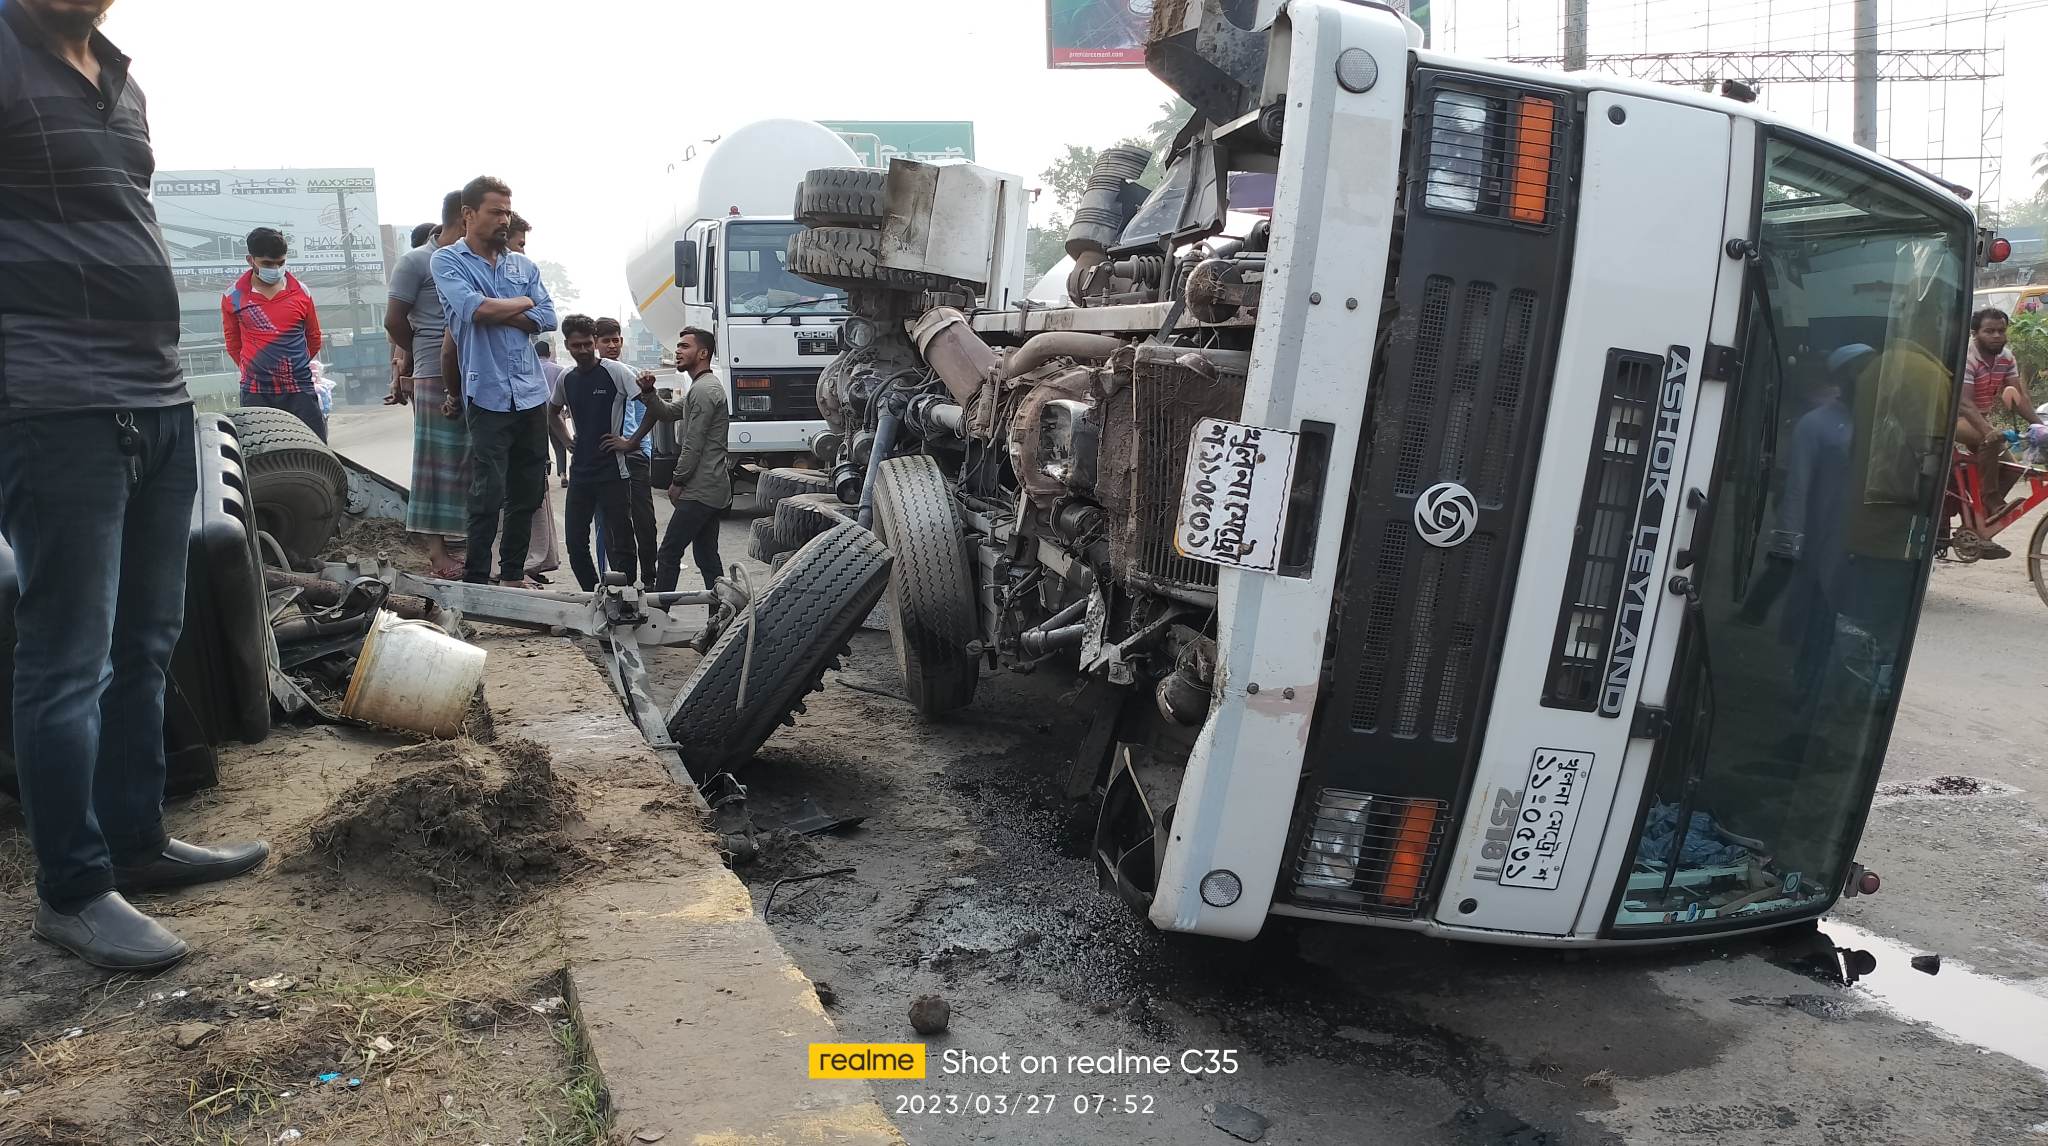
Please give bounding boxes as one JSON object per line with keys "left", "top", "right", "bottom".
{"left": 625, "top": 119, "right": 862, "bottom": 472}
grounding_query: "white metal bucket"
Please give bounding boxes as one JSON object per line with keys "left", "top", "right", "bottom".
{"left": 339, "top": 609, "right": 487, "bottom": 738}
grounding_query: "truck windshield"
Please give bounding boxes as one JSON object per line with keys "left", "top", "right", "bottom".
{"left": 725, "top": 222, "right": 846, "bottom": 317}
{"left": 1612, "top": 136, "right": 1969, "bottom": 932}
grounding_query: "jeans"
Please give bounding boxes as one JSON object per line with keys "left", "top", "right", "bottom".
{"left": 464, "top": 402, "right": 549, "bottom": 583}
{"left": 0, "top": 405, "right": 196, "bottom": 909}
{"left": 624, "top": 454, "right": 660, "bottom": 586}
{"left": 565, "top": 478, "right": 635, "bottom": 591}
{"left": 657, "top": 497, "right": 724, "bottom": 593}
{"left": 239, "top": 387, "right": 326, "bottom": 441}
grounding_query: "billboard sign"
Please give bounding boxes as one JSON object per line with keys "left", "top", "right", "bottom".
{"left": 820, "top": 121, "right": 976, "bottom": 168}
{"left": 1047, "top": 0, "right": 1149, "bottom": 68}
{"left": 151, "top": 167, "right": 385, "bottom": 299}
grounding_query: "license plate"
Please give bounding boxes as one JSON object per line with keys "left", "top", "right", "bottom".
{"left": 1175, "top": 418, "right": 1298, "bottom": 574}
{"left": 1498, "top": 748, "right": 1596, "bottom": 890}
{"left": 797, "top": 336, "right": 837, "bottom": 356}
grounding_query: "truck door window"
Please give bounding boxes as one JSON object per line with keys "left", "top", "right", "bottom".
{"left": 1612, "top": 137, "right": 1968, "bottom": 932}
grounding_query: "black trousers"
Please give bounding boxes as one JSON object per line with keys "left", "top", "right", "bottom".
{"left": 623, "top": 454, "right": 660, "bottom": 586}
{"left": 464, "top": 402, "right": 549, "bottom": 583}
{"left": 657, "top": 498, "right": 724, "bottom": 593}
{"left": 565, "top": 477, "right": 635, "bottom": 591}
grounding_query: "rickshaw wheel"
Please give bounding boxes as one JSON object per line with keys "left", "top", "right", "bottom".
{"left": 2028, "top": 515, "right": 2048, "bottom": 608}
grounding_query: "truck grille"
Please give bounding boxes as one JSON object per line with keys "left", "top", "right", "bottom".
{"left": 1100, "top": 350, "right": 1245, "bottom": 604}
{"left": 1544, "top": 350, "right": 1661, "bottom": 711}
{"left": 1291, "top": 788, "right": 1450, "bottom": 917}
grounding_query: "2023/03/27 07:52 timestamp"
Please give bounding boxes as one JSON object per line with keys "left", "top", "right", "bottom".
{"left": 892, "top": 1093, "right": 1159, "bottom": 1116}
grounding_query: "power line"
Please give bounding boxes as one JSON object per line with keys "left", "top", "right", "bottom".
{"left": 1501, "top": 46, "right": 2000, "bottom": 82}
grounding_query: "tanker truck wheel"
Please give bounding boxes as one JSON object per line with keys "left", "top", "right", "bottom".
{"left": 787, "top": 227, "right": 963, "bottom": 294}
{"left": 664, "top": 522, "right": 891, "bottom": 776}
{"left": 228, "top": 407, "right": 348, "bottom": 566}
{"left": 794, "top": 167, "right": 887, "bottom": 228}
{"left": 871, "top": 455, "right": 980, "bottom": 717}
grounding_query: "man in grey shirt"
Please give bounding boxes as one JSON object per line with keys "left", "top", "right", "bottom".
{"left": 384, "top": 191, "right": 470, "bottom": 577}
{"left": 652, "top": 327, "right": 733, "bottom": 592}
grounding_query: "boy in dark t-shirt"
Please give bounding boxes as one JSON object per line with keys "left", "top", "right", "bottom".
{"left": 551, "top": 315, "right": 655, "bottom": 590}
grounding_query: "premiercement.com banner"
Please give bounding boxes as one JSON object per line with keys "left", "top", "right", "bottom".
{"left": 1046, "top": 0, "right": 1149, "bottom": 68}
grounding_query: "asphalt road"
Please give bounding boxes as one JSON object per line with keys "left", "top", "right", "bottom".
{"left": 336, "top": 400, "right": 2048, "bottom": 1144}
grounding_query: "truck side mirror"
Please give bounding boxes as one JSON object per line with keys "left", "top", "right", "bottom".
{"left": 675, "top": 239, "right": 699, "bottom": 289}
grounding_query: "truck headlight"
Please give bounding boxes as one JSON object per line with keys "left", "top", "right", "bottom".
{"left": 1424, "top": 90, "right": 1491, "bottom": 214}
{"left": 738, "top": 394, "right": 773, "bottom": 413}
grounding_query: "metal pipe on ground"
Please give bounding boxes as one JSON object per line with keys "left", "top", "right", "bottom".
{"left": 265, "top": 568, "right": 435, "bottom": 620}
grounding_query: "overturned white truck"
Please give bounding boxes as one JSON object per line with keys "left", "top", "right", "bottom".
{"left": 667, "top": 0, "right": 1985, "bottom": 947}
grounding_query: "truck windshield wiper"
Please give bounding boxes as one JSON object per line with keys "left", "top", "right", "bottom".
{"left": 753, "top": 297, "right": 843, "bottom": 320}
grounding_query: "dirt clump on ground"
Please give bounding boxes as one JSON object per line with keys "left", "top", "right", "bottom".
{"left": 305, "top": 736, "right": 586, "bottom": 903}
{"left": 321, "top": 516, "right": 438, "bottom": 574}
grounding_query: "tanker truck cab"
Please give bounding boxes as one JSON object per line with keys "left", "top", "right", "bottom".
{"left": 673, "top": 214, "right": 847, "bottom": 464}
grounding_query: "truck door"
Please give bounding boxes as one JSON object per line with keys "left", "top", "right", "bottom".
{"left": 1429, "top": 93, "right": 1755, "bottom": 939}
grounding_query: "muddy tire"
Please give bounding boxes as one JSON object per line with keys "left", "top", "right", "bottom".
{"left": 794, "top": 167, "right": 887, "bottom": 228}
{"left": 775, "top": 492, "right": 854, "bottom": 553}
{"left": 754, "top": 467, "right": 832, "bottom": 513}
{"left": 664, "top": 522, "right": 891, "bottom": 775}
{"left": 871, "top": 454, "right": 980, "bottom": 716}
{"left": 228, "top": 407, "right": 347, "bottom": 566}
{"left": 747, "top": 515, "right": 781, "bottom": 563}
{"left": 787, "top": 226, "right": 962, "bottom": 294}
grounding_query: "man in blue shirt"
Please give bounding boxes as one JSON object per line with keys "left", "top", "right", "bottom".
{"left": 430, "top": 176, "right": 557, "bottom": 585}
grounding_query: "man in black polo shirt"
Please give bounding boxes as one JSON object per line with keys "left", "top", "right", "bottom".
{"left": 0, "top": 0, "right": 267, "bottom": 972}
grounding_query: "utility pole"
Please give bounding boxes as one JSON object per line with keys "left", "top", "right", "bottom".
{"left": 1565, "top": 0, "right": 1588, "bottom": 71}
{"left": 335, "top": 190, "right": 365, "bottom": 333}
{"left": 1852, "top": 0, "right": 1879, "bottom": 149}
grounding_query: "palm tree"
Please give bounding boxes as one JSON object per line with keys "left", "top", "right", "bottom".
{"left": 2035, "top": 140, "right": 2048, "bottom": 183}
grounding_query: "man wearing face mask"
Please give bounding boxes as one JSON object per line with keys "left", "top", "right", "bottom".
{"left": 0, "top": 0, "right": 269, "bottom": 973}
{"left": 222, "top": 227, "right": 327, "bottom": 438}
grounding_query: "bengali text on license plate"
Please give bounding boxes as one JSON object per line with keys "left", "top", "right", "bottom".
{"left": 1174, "top": 418, "right": 1298, "bottom": 573}
{"left": 1498, "top": 748, "right": 1596, "bottom": 890}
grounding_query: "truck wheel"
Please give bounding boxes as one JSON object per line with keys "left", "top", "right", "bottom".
{"left": 787, "top": 226, "right": 962, "bottom": 294}
{"left": 664, "top": 522, "right": 891, "bottom": 775}
{"left": 872, "top": 454, "right": 979, "bottom": 716}
{"left": 795, "top": 167, "right": 887, "bottom": 228}
{"left": 755, "top": 467, "right": 833, "bottom": 513}
{"left": 746, "top": 515, "right": 781, "bottom": 564}
{"left": 775, "top": 492, "right": 855, "bottom": 553}
{"left": 228, "top": 407, "right": 348, "bottom": 566}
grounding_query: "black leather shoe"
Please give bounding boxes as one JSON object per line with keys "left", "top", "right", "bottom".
{"left": 114, "top": 838, "right": 270, "bottom": 894}
{"left": 32, "top": 891, "right": 189, "bottom": 972}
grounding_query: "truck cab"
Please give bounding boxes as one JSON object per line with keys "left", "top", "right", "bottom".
{"left": 676, "top": 215, "right": 848, "bottom": 466}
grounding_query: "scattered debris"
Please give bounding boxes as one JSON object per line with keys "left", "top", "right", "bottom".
{"left": 633, "top": 1130, "right": 670, "bottom": 1143}
{"left": 1204, "top": 1100, "right": 1272, "bottom": 1142}
{"left": 60, "top": 1028, "right": 82, "bottom": 1040}
{"left": 367, "top": 1035, "right": 396, "bottom": 1055}
{"left": 248, "top": 974, "right": 296, "bottom": 995}
{"left": 909, "top": 994, "right": 952, "bottom": 1035}
{"left": 1874, "top": 775, "right": 2017, "bottom": 803}
{"left": 0, "top": 1089, "right": 19, "bottom": 1103}
{"left": 171, "top": 1022, "right": 219, "bottom": 1050}
{"left": 814, "top": 981, "right": 838, "bottom": 1007}
{"left": 1731, "top": 994, "right": 1854, "bottom": 1020}
{"left": 1912, "top": 953, "right": 1943, "bottom": 975}
{"left": 276, "top": 1131, "right": 303, "bottom": 1144}
{"left": 529, "top": 996, "right": 566, "bottom": 1016}
{"left": 459, "top": 1004, "right": 495, "bottom": 1029}
{"left": 1583, "top": 1069, "right": 1617, "bottom": 1090}
{"left": 318, "top": 1073, "right": 342, "bottom": 1085}
{"left": 763, "top": 867, "right": 857, "bottom": 921}
{"left": 777, "top": 795, "right": 866, "bottom": 836}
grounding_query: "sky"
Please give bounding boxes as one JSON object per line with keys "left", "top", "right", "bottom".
{"left": 97, "top": 0, "right": 2043, "bottom": 328}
